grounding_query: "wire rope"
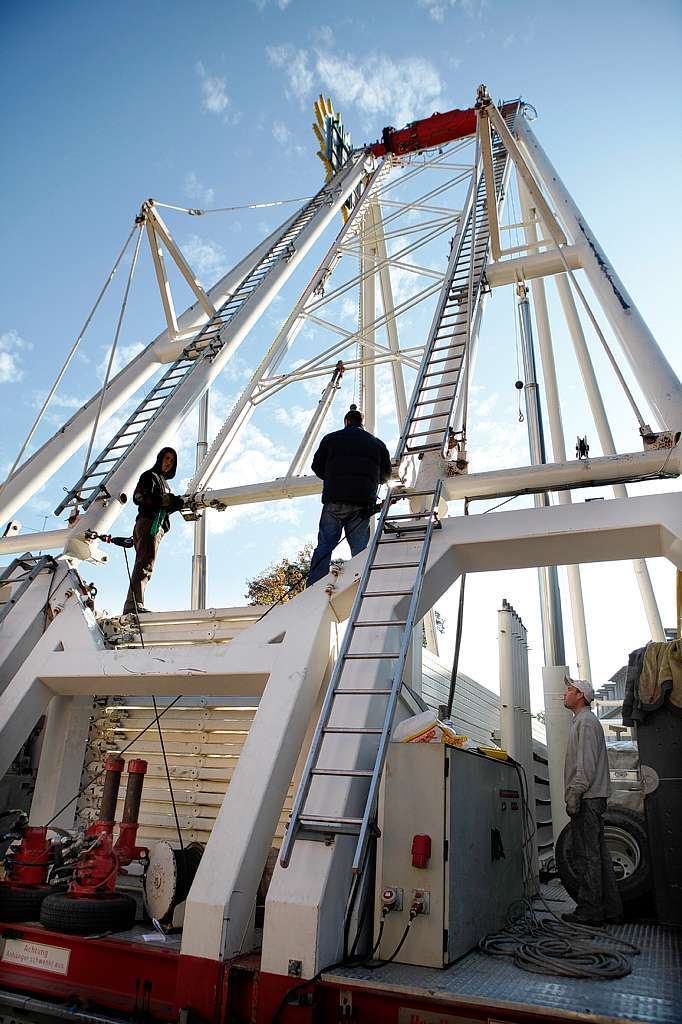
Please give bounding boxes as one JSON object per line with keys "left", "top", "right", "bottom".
{"left": 79, "top": 223, "right": 144, "bottom": 489}
{"left": 0, "top": 224, "right": 138, "bottom": 502}
{"left": 151, "top": 195, "right": 312, "bottom": 216}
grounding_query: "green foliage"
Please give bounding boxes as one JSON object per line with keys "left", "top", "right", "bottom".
{"left": 245, "top": 543, "right": 314, "bottom": 606}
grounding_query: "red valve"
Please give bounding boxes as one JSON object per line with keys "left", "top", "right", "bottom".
{"left": 411, "top": 834, "right": 431, "bottom": 869}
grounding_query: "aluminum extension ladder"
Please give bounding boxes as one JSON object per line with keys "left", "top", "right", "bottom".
{"left": 55, "top": 169, "right": 354, "bottom": 516}
{"left": 280, "top": 103, "right": 518, "bottom": 879}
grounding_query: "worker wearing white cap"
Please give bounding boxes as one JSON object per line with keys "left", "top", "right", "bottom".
{"left": 561, "top": 676, "right": 622, "bottom": 925}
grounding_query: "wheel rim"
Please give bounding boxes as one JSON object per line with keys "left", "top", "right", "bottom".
{"left": 605, "top": 824, "right": 641, "bottom": 881}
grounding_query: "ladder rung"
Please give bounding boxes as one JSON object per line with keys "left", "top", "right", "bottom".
{"left": 299, "top": 816, "right": 362, "bottom": 829}
{"left": 362, "top": 590, "right": 414, "bottom": 597}
{"left": 406, "top": 429, "right": 445, "bottom": 439}
{"left": 418, "top": 382, "right": 456, "bottom": 393}
{"left": 369, "top": 562, "right": 420, "bottom": 570}
{"left": 352, "top": 620, "right": 408, "bottom": 626}
{"left": 344, "top": 652, "right": 400, "bottom": 660}
{"left": 323, "top": 727, "right": 383, "bottom": 734}
{"left": 380, "top": 527, "right": 428, "bottom": 538}
{"left": 405, "top": 443, "right": 443, "bottom": 453}
{"left": 311, "top": 769, "right": 373, "bottom": 777}
{"left": 384, "top": 512, "right": 432, "bottom": 520}
{"left": 409, "top": 413, "right": 449, "bottom": 422}
{"left": 334, "top": 688, "right": 392, "bottom": 695}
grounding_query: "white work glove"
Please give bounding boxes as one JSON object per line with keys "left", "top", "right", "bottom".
{"left": 566, "top": 790, "right": 581, "bottom": 817}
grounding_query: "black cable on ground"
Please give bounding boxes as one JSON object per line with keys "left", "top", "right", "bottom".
{"left": 479, "top": 755, "right": 639, "bottom": 980}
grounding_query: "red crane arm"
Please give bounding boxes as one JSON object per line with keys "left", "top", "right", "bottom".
{"left": 365, "top": 102, "right": 517, "bottom": 158}
{"left": 366, "top": 107, "right": 477, "bottom": 158}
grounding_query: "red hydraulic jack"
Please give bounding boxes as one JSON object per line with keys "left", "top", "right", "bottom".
{"left": 0, "top": 823, "right": 56, "bottom": 922}
{"left": 39, "top": 755, "right": 149, "bottom": 935}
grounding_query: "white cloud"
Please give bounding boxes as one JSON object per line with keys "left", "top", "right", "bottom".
{"left": 312, "top": 24, "right": 334, "bottom": 47}
{"left": 193, "top": 61, "right": 236, "bottom": 122}
{"left": 0, "top": 329, "right": 30, "bottom": 383}
{"left": 316, "top": 51, "right": 444, "bottom": 127}
{"left": 274, "top": 404, "right": 316, "bottom": 430}
{"left": 181, "top": 235, "right": 228, "bottom": 285}
{"left": 184, "top": 172, "right": 215, "bottom": 207}
{"left": 251, "top": 0, "right": 292, "bottom": 8}
{"left": 97, "top": 341, "right": 145, "bottom": 383}
{"left": 267, "top": 43, "right": 445, "bottom": 126}
{"left": 272, "top": 120, "right": 292, "bottom": 145}
{"left": 266, "top": 44, "right": 314, "bottom": 105}
{"left": 418, "top": 0, "right": 486, "bottom": 21}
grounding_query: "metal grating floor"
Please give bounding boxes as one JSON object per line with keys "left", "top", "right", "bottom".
{"left": 328, "top": 885, "right": 682, "bottom": 1024}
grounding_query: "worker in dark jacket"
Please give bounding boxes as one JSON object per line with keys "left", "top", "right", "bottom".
{"left": 561, "top": 677, "right": 622, "bottom": 924}
{"left": 122, "top": 447, "right": 184, "bottom": 615}
{"left": 306, "top": 405, "right": 391, "bottom": 588}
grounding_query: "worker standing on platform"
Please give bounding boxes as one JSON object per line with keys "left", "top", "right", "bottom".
{"left": 306, "top": 405, "right": 391, "bottom": 588}
{"left": 123, "top": 447, "right": 184, "bottom": 615}
{"left": 561, "top": 677, "right": 622, "bottom": 925}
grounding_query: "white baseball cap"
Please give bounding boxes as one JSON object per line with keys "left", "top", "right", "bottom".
{"left": 565, "top": 676, "right": 594, "bottom": 703}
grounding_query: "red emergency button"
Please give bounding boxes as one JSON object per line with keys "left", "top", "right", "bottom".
{"left": 411, "top": 834, "right": 431, "bottom": 868}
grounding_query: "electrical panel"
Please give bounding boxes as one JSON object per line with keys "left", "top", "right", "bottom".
{"left": 375, "top": 743, "right": 525, "bottom": 966}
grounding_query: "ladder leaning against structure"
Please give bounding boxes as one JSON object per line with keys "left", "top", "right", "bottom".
{"left": 279, "top": 102, "right": 520, "bottom": 881}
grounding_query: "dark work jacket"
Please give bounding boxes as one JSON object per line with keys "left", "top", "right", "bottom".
{"left": 311, "top": 426, "right": 391, "bottom": 505}
{"left": 133, "top": 447, "right": 182, "bottom": 534}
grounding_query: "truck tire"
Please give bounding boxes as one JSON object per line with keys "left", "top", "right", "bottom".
{"left": 40, "top": 892, "right": 136, "bottom": 935}
{"left": 0, "top": 885, "right": 52, "bottom": 922}
{"left": 556, "top": 806, "right": 651, "bottom": 904}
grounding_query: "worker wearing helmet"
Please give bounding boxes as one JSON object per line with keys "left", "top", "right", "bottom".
{"left": 561, "top": 677, "right": 622, "bottom": 924}
{"left": 122, "top": 447, "right": 184, "bottom": 615}
{"left": 306, "top": 405, "right": 391, "bottom": 588}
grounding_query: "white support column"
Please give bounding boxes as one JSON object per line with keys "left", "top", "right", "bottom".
{"left": 0, "top": 575, "right": 105, "bottom": 782}
{"left": 360, "top": 211, "right": 377, "bottom": 433}
{"left": 181, "top": 588, "right": 335, "bottom": 963}
{"left": 287, "top": 363, "right": 344, "bottom": 478}
{"left": 191, "top": 390, "right": 209, "bottom": 610}
{"left": 371, "top": 203, "right": 408, "bottom": 425}
{"left": 517, "top": 116, "right": 682, "bottom": 433}
{"left": 518, "top": 180, "right": 591, "bottom": 682}
{"left": 29, "top": 695, "right": 95, "bottom": 829}
{"left": 543, "top": 664, "right": 570, "bottom": 841}
{"left": 146, "top": 219, "right": 179, "bottom": 338}
{"left": 553, "top": 266, "right": 665, "bottom": 640}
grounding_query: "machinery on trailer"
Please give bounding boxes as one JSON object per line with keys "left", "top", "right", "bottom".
{"left": 0, "top": 83, "right": 680, "bottom": 1023}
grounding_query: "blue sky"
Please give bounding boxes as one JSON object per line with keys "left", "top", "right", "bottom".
{"left": 1, "top": 0, "right": 681, "bottom": 708}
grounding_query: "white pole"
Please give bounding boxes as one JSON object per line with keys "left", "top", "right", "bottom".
{"left": 553, "top": 270, "right": 665, "bottom": 641}
{"left": 371, "top": 202, "right": 408, "bottom": 425}
{"left": 517, "top": 116, "right": 682, "bottom": 432}
{"left": 518, "top": 180, "right": 592, "bottom": 682}
{"left": 190, "top": 390, "right": 209, "bottom": 609}
{"left": 360, "top": 211, "right": 376, "bottom": 434}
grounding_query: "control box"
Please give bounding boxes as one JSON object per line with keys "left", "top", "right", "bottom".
{"left": 375, "top": 742, "right": 525, "bottom": 965}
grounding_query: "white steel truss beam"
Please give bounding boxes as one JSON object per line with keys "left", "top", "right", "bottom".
{"left": 0, "top": 212, "right": 302, "bottom": 526}
{"left": 185, "top": 159, "right": 390, "bottom": 495}
{"left": 69, "top": 155, "right": 370, "bottom": 541}
{"left": 146, "top": 204, "right": 216, "bottom": 320}
{"left": 516, "top": 115, "right": 682, "bottom": 432}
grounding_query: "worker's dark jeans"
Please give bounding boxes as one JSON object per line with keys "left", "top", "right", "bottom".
{"left": 570, "top": 797, "right": 622, "bottom": 922}
{"left": 306, "top": 502, "right": 370, "bottom": 587}
{"left": 123, "top": 517, "right": 164, "bottom": 613}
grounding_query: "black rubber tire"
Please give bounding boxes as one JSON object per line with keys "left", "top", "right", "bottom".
{"left": 556, "top": 806, "right": 652, "bottom": 905}
{"left": 39, "top": 892, "right": 137, "bottom": 935}
{"left": 0, "top": 885, "right": 52, "bottom": 923}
